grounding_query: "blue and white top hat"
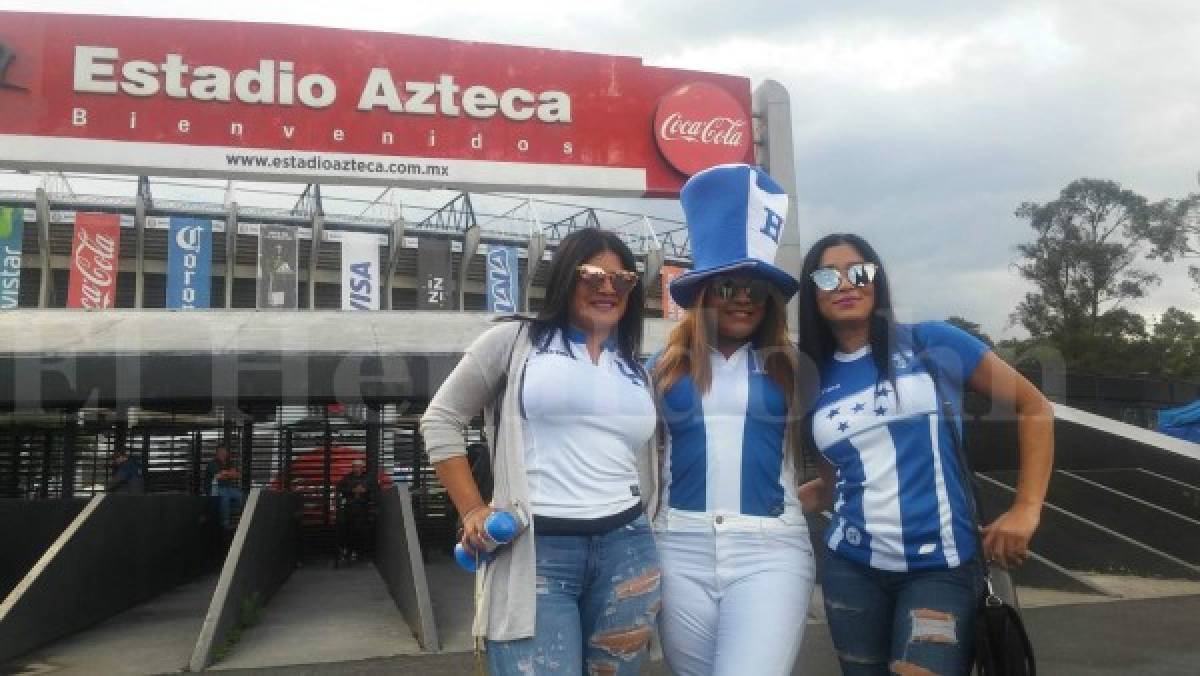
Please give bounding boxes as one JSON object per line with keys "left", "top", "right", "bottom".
{"left": 669, "top": 163, "right": 799, "bottom": 307}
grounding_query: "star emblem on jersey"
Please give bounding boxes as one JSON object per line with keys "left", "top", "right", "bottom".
{"left": 852, "top": 402, "right": 865, "bottom": 413}
{"left": 875, "top": 405, "right": 888, "bottom": 416}
{"left": 876, "top": 385, "right": 891, "bottom": 397}
{"left": 838, "top": 421, "right": 850, "bottom": 432}
{"left": 827, "top": 408, "right": 840, "bottom": 419}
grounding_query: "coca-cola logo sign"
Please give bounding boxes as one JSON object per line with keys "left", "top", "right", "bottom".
{"left": 67, "top": 213, "right": 121, "bottom": 309}
{"left": 654, "top": 82, "right": 751, "bottom": 176}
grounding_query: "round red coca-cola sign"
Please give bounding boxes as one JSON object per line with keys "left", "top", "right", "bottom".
{"left": 654, "top": 82, "right": 751, "bottom": 176}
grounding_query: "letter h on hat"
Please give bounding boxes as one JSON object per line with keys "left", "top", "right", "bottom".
{"left": 668, "top": 163, "right": 799, "bottom": 308}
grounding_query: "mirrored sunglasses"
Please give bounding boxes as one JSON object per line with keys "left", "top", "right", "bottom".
{"left": 577, "top": 264, "right": 638, "bottom": 295}
{"left": 710, "top": 276, "right": 771, "bottom": 303}
{"left": 810, "top": 263, "right": 877, "bottom": 292}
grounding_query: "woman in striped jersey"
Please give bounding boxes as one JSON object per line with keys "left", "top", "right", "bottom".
{"left": 796, "top": 233, "right": 1054, "bottom": 675}
{"left": 651, "top": 164, "right": 817, "bottom": 676}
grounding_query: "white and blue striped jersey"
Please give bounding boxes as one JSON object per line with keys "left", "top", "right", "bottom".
{"left": 812, "top": 322, "right": 988, "bottom": 572}
{"left": 656, "top": 343, "right": 801, "bottom": 519}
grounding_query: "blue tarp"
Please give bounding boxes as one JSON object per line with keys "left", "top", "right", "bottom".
{"left": 1158, "top": 399, "right": 1200, "bottom": 444}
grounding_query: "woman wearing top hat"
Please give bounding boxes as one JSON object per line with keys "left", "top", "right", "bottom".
{"left": 650, "top": 164, "right": 817, "bottom": 676}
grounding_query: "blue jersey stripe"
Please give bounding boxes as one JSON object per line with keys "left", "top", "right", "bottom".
{"left": 740, "top": 356, "right": 787, "bottom": 515}
{"left": 827, "top": 438, "right": 873, "bottom": 557}
{"left": 663, "top": 374, "right": 707, "bottom": 511}
{"left": 893, "top": 416, "right": 949, "bottom": 567}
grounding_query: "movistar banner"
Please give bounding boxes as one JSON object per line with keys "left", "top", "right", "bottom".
{"left": 166, "top": 216, "right": 212, "bottom": 309}
{"left": 486, "top": 245, "right": 519, "bottom": 313}
{"left": 341, "top": 232, "right": 380, "bottom": 310}
{"left": 0, "top": 207, "right": 22, "bottom": 309}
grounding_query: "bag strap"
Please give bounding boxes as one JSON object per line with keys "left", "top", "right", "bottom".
{"left": 910, "top": 327, "right": 997, "bottom": 587}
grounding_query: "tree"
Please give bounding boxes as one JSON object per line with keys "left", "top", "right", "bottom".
{"left": 1147, "top": 307, "right": 1200, "bottom": 381}
{"left": 1012, "top": 178, "right": 1158, "bottom": 346}
{"left": 1142, "top": 192, "right": 1200, "bottom": 294}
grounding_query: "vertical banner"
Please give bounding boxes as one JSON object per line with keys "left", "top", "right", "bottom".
{"left": 341, "top": 233, "right": 381, "bottom": 310}
{"left": 67, "top": 212, "right": 121, "bottom": 309}
{"left": 257, "top": 225, "right": 299, "bottom": 309}
{"left": 661, "top": 265, "right": 686, "bottom": 320}
{"left": 486, "top": 245, "right": 520, "bottom": 314}
{"left": 166, "top": 217, "right": 212, "bottom": 309}
{"left": 0, "top": 207, "right": 23, "bottom": 309}
{"left": 416, "top": 238, "right": 455, "bottom": 310}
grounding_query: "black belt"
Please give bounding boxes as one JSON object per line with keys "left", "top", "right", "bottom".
{"left": 533, "top": 503, "right": 643, "bottom": 536}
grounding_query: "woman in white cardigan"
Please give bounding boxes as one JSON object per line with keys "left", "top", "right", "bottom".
{"left": 421, "top": 227, "right": 662, "bottom": 676}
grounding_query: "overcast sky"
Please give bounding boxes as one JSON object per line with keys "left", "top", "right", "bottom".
{"left": 3, "top": 0, "right": 1198, "bottom": 338}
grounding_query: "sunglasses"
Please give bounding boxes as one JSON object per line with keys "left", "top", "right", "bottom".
{"left": 710, "top": 276, "right": 771, "bottom": 303}
{"left": 810, "top": 263, "right": 877, "bottom": 292}
{"left": 577, "top": 264, "right": 639, "bottom": 295}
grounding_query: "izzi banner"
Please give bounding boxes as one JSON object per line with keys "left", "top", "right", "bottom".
{"left": 0, "top": 207, "right": 22, "bottom": 309}
{"left": 341, "top": 232, "right": 380, "bottom": 310}
{"left": 257, "top": 224, "right": 298, "bottom": 309}
{"left": 486, "top": 245, "right": 519, "bottom": 313}
{"left": 67, "top": 211, "right": 121, "bottom": 309}
{"left": 166, "top": 216, "right": 212, "bottom": 309}
{"left": 416, "top": 238, "right": 454, "bottom": 310}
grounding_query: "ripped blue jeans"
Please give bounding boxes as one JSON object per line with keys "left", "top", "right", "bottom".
{"left": 486, "top": 515, "right": 662, "bottom": 676}
{"left": 822, "top": 551, "right": 983, "bottom": 676}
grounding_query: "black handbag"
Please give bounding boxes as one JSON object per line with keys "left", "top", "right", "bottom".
{"left": 914, "top": 332, "right": 1036, "bottom": 676}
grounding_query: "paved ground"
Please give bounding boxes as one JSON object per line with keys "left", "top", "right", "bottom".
{"left": 210, "top": 562, "right": 419, "bottom": 670}
{"left": 2, "top": 574, "right": 218, "bottom": 676}
{"left": 203, "top": 594, "right": 1200, "bottom": 676}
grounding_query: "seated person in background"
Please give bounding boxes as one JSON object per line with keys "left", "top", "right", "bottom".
{"left": 337, "top": 459, "right": 379, "bottom": 562}
{"left": 206, "top": 445, "right": 243, "bottom": 531}
{"left": 107, "top": 449, "right": 145, "bottom": 494}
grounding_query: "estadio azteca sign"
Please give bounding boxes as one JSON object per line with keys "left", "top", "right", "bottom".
{"left": 0, "top": 12, "right": 754, "bottom": 196}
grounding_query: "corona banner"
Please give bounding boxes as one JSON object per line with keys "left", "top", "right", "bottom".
{"left": 166, "top": 216, "right": 212, "bottom": 309}
{"left": 0, "top": 12, "right": 753, "bottom": 196}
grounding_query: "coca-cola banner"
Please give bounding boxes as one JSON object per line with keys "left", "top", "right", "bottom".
{"left": 0, "top": 12, "right": 752, "bottom": 196}
{"left": 257, "top": 225, "right": 298, "bottom": 310}
{"left": 67, "top": 212, "right": 121, "bottom": 309}
{"left": 486, "top": 245, "right": 519, "bottom": 313}
{"left": 660, "top": 264, "right": 687, "bottom": 321}
{"left": 166, "top": 216, "right": 212, "bottom": 309}
{"left": 340, "top": 232, "right": 380, "bottom": 311}
{"left": 0, "top": 207, "right": 22, "bottom": 309}
{"left": 416, "top": 238, "right": 455, "bottom": 310}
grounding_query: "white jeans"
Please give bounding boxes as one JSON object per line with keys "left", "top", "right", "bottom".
{"left": 656, "top": 510, "right": 816, "bottom": 676}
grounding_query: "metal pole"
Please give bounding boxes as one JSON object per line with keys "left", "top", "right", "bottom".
{"left": 35, "top": 188, "right": 52, "bottom": 308}
{"left": 366, "top": 403, "right": 381, "bottom": 481}
{"left": 225, "top": 203, "right": 238, "bottom": 309}
{"left": 240, "top": 418, "right": 254, "bottom": 493}
{"left": 62, "top": 412, "right": 77, "bottom": 499}
{"left": 134, "top": 191, "right": 147, "bottom": 308}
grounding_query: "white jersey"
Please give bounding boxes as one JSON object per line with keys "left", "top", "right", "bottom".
{"left": 521, "top": 327, "right": 656, "bottom": 520}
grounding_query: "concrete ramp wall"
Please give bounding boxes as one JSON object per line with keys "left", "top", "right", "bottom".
{"left": 374, "top": 484, "right": 439, "bottom": 652}
{"left": 0, "top": 498, "right": 89, "bottom": 600}
{"left": 189, "top": 488, "right": 301, "bottom": 672}
{"left": 0, "top": 494, "right": 220, "bottom": 663}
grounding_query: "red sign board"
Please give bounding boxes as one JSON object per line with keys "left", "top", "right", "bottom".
{"left": 0, "top": 12, "right": 754, "bottom": 197}
{"left": 67, "top": 212, "right": 121, "bottom": 309}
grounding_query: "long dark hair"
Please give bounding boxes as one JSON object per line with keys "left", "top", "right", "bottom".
{"left": 797, "top": 233, "right": 898, "bottom": 384}
{"left": 505, "top": 228, "right": 645, "bottom": 368}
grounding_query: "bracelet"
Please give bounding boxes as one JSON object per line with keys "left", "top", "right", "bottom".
{"left": 461, "top": 504, "right": 489, "bottom": 523}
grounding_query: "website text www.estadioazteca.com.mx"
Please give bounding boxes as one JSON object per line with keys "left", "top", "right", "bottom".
{"left": 225, "top": 152, "right": 450, "bottom": 177}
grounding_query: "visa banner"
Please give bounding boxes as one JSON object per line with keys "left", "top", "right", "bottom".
{"left": 166, "top": 216, "right": 212, "bottom": 309}
{"left": 0, "top": 207, "right": 22, "bottom": 309}
{"left": 341, "top": 232, "right": 380, "bottom": 310}
{"left": 486, "top": 245, "right": 519, "bottom": 313}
